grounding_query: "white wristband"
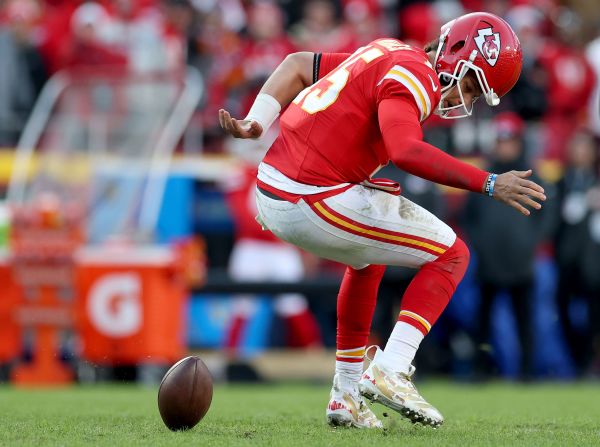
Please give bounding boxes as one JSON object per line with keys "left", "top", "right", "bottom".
{"left": 244, "top": 93, "right": 281, "bottom": 138}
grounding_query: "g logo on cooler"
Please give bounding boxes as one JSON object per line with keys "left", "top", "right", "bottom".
{"left": 88, "top": 273, "right": 142, "bottom": 337}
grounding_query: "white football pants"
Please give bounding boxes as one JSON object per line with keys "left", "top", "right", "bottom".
{"left": 255, "top": 185, "right": 456, "bottom": 270}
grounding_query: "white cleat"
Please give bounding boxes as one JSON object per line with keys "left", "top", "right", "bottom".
{"left": 359, "top": 347, "right": 444, "bottom": 428}
{"left": 326, "top": 374, "right": 383, "bottom": 429}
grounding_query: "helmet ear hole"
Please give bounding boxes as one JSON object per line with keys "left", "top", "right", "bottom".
{"left": 440, "top": 73, "right": 452, "bottom": 86}
{"left": 450, "top": 40, "right": 465, "bottom": 54}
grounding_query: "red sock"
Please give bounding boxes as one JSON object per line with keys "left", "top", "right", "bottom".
{"left": 398, "top": 237, "right": 470, "bottom": 335}
{"left": 336, "top": 264, "right": 386, "bottom": 358}
{"left": 224, "top": 315, "right": 247, "bottom": 354}
{"left": 284, "top": 310, "right": 323, "bottom": 348}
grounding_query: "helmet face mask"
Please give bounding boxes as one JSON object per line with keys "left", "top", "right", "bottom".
{"left": 433, "top": 12, "right": 522, "bottom": 120}
{"left": 436, "top": 51, "right": 497, "bottom": 119}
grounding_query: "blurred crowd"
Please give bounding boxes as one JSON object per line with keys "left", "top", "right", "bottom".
{"left": 3, "top": 0, "right": 599, "bottom": 156}
{"left": 2, "top": 0, "right": 600, "bottom": 380}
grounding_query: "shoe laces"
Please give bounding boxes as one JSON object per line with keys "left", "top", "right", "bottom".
{"left": 366, "top": 345, "right": 417, "bottom": 380}
{"left": 363, "top": 349, "right": 428, "bottom": 404}
{"left": 400, "top": 364, "right": 416, "bottom": 381}
{"left": 397, "top": 367, "right": 427, "bottom": 399}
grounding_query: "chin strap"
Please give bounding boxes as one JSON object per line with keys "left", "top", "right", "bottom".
{"left": 485, "top": 91, "right": 500, "bottom": 106}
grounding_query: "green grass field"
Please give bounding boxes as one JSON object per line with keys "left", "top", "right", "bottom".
{"left": 1, "top": 382, "right": 600, "bottom": 446}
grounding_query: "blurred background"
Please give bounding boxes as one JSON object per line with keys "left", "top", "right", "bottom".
{"left": 0, "top": 0, "right": 599, "bottom": 387}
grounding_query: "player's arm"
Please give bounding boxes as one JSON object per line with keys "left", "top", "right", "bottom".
{"left": 219, "top": 52, "right": 315, "bottom": 139}
{"left": 379, "top": 97, "right": 546, "bottom": 216}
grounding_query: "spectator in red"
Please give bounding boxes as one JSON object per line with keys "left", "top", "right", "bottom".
{"left": 65, "top": 2, "right": 128, "bottom": 69}
{"left": 221, "top": 142, "right": 323, "bottom": 351}
{"left": 537, "top": 8, "right": 595, "bottom": 162}
{"left": 193, "top": 5, "right": 244, "bottom": 150}
{"left": 341, "top": 0, "right": 385, "bottom": 50}
{"left": 100, "top": 0, "right": 186, "bottom": 73}
{"left": 37, "top": 0, "right": 81, "bottom": 74}
{"left": 238, "top": 1, "right": 297, "bottom": 115}
{"left": 289, "top": 0, "right": 354, "bottom": 53}
{"left": 398, "top": 2, "right": 440, "bottom": 49}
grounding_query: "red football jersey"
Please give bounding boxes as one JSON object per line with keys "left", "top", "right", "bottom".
{"left": 262, "top": 39, "right": 441, "bottom": 187}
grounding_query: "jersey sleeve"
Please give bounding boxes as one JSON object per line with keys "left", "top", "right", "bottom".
{"left": 313, "top": 52, "right": 352, "bottom": 83}
{"left": 378, "top": 98, "right": 489, "bottom": 193}
{"left": 375, "top": 60, "right": 441, "bottom": 123}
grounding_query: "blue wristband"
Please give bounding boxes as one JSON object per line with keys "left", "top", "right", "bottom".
{"left": 485, "top": 173, "right": 497, "bottom": 197}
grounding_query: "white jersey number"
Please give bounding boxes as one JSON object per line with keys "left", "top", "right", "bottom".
{"left": 293, "top": 46, "right": 385, "bottom": 114}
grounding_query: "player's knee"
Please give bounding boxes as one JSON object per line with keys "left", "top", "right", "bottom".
{"left": 444, "top": 237, "right": 470, "bottom": 276}
{"left": 428, "top": 237, "right": 470, "bottom": 286}
{"left": 450, "top": 237, "right": 470, "bottom": 266}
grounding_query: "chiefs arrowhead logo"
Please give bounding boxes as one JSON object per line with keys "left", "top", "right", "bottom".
{"left": 474, "top": 27, "right": 501, "bottom": 66}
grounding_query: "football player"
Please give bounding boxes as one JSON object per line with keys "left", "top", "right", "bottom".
{"left": 219, "top": 12, "right": 546, "bottom": 429}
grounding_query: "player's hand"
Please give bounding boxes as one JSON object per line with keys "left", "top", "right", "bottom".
{"left": 219, "top": 109, "right": 263, "bottom": 139}
{"left": 492, "top": 170, "right": 546, "bottom": 216}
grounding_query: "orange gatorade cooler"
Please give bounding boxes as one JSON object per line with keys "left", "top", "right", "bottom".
{"left": 75, "top": 245, "right": 188, "bottom": 366}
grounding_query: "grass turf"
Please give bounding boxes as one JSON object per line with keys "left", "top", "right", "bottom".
{"left": 1, "top": 382, "right": 600, "bottom": 446}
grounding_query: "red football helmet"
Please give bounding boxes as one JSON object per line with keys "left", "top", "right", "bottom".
{"left": 433, "top": 12, "right": 523, "bottom": 119}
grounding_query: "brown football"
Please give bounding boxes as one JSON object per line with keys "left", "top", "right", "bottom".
{"left": 158, "top": 356, "right": 213, "bottom": 431}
